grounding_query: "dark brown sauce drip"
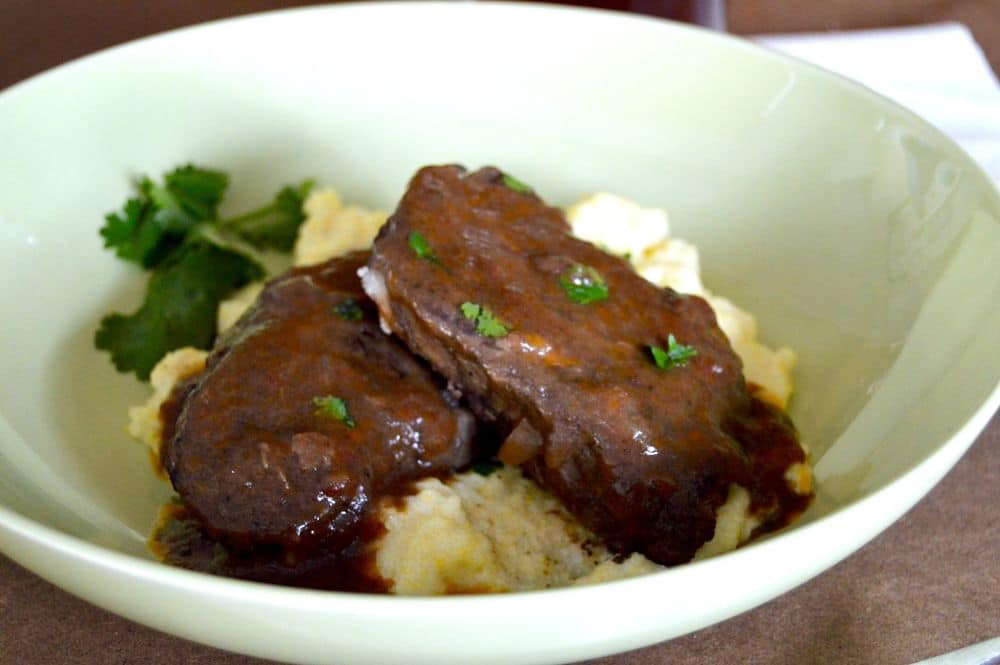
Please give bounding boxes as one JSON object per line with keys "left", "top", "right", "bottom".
{"left": 160, "top": 253, "right": 477, "bottom": 562}
{"left": 153, "top": 383, "right": 812, "bottom": 589}
{"left": 367, "top": 165, "right": 814, "bottom": 565}
{"left": 731, "top": 386, "right": 812, "bottom": 536}
{"left": 155, "top": 391, "right": 478, "bottom": 592}
{"left": 147, "top": 195, "right": 813, "bottom": 587}
{"left": 149, "top": 467, "right": 480, "bottom": 592}
{"left": 150, "top": 500, "right": 390, "bottom": 593}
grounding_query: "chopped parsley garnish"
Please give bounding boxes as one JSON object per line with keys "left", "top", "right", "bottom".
{"left": 649, "top": 334, "right": 698, "bottom": 370}
{"left": 408, "top": 231, "right": 439, "bottom": 263}
{"left": 500, "top": 173, "right": 533, "bottom": 194}
{"left": 460, "top": 302, "right": 510, "bottom": 338}
{"left": 559, "top": 263, "right": 609, "bottom": 304}
{"left": 96, "top": 164, "right": 313, "bottom": 379}
{"left": 312, "top": 396, "right": 356, "bottom": 428}
{"left": 334, "top": 298, "right": 364, "bottom": 321}
{"left": 470, "top": 460, "right": 503, "bottom": 477}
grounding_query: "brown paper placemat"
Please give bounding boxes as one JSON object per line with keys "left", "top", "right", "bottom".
{"left": 1, "top": 3, "right": 997, "bottom": 663}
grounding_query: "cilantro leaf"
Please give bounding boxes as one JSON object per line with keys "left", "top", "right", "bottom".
{"left": 334, "top": 298, "right": 364, "bottom": 321}
{"left": 94, "top": 242, "right": 263, "bottom": 380}
{"left": 501, "top": 173, "right": 533, "bottom": 194}
{"left": 99, "top": 197, "right": 178, "bottom": 268}
{"left": 312, "top": 396, "right": 356, "bottom": 428}
{"left": 649, "top": 334, "right": 697, "bottom": 370}
{"left": 142, "top": 166, "right": 228, "bottom": 233}
{"left": 220, "top": 180, "right": 314, "bottom": 251}
{"left": 461, "top": 301, "right": 510, "bottom": 338}
{"left": 163, "top": 165, "right": 229, "bottom": 221}
{"left": 96, "top": 165, "right": 321, "bottom": 381}
{"left": 99, "top": 165, "right": 228, "bottom": 269}
{"left": 559, "top": 263, "right": 609, "bottom": 304}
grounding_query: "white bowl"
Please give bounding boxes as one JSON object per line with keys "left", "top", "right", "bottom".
{"left": 0, "top": 4, "right": 997, "bottom": 664}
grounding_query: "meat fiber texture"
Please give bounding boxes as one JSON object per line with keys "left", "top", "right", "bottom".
{"left": 363, "top": 165, "right": 809, "bottom": 566}
{"left": 131, "top": 176, "right": 809, "bottom": 593}
{"left": 161, "top": 252, "right": 475, "bottom": 556}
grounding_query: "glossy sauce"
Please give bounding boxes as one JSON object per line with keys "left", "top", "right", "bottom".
{"left": 152, "top": 170, "right": 812, "bottom": 588}
{"left": 149, "top": 500, "right": 390, "bottom": 592}
{"left": 366, "top": 166, "right": 813, "bottom": 565}
{"left": 157, "top": 253, "right": 476, "bottom": 587}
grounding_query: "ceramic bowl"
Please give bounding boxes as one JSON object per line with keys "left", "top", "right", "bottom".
{"left": 0, "top": 3, "right": 997, "bottom": 664}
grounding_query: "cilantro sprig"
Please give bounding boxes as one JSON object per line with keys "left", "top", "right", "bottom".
{"left": 461, "top": 302, "right": 510, "bottom": 338}
{"left": 96, "top": 164, "right": 313, "bottom": 380}
{"left": 217, "top": 180, "right": 314, "bottom": 252}
{"left": 559, "top": 263, "right": 609, "bottom": 305}
{"left": 100, "top": 166, "right": 229, "bottom": 268}
{"left": 649, "top": 334, "right": 698, "bottom": 370}
{"left": 95, "top": 242, "right": 263, "bottom": 379}
{"left": 312, "top": 395, "right": 356, "bottom": 428}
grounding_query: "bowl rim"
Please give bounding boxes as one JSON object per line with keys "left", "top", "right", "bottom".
{"left": 2, "top": 381, "right": 998, "bottom": 613}
{"left": 0, "top": 0, "right": 998, "bottom": 653}
{"left": 2, "top": 1, "right": 997, "bottom": 202}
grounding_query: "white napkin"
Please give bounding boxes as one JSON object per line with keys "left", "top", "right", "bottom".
{"left": 755, "top": 23, "right": 1000, "bottom": 184}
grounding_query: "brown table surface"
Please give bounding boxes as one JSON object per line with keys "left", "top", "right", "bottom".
{"left": 1, "top": 3, "right": 998, "bottom": 664}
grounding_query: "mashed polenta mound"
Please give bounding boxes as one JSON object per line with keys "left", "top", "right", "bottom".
{"left": 130, "top": 185, "right": 812, "bottom": 594}
{"left": 293, "top": 189, "right": 387, "bottom": 267}
{"left": 377, "top": 466, "right": 606, "bottom": 594}
{"left": 215, "top": 188, "right": 389, "bottom": 332}
{"left": 566, "top": 193, "right": 797, "bottom": 410}
{"left": 375, "top": 468, "right": 763, "bottom": 594}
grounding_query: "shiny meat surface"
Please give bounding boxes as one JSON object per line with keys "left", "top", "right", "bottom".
{"left": 162, "top": 252, "right": 475, "bottom": 559}
{"left": 365, "top": 166, "right": 809, "bottom": 565}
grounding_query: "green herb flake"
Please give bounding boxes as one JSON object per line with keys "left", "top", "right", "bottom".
{"left": 470, "top": 460, "right": 503, "bottom": 477}
{"left": 649, "top": 334, "right": 698, "bottom": 371}
{"left": 460, "top": 301, "right": 510, "bottom": 338}
{"left": 408, "top": 231, "right": 439, "bottom": 263}
{"left": 559, "top": 263, "right": 609, "bottom": 305}
{"left": 500, "top": 173, "right": 533, "bottom": 194}
{"left": 312, "top": 396, "right": 356, "bottom": 428}
{"left": 334, "top": 298, "right": 364, "bottom": 321}
{"left": 460, "top": 302, "right": 481, "bottom": 320}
